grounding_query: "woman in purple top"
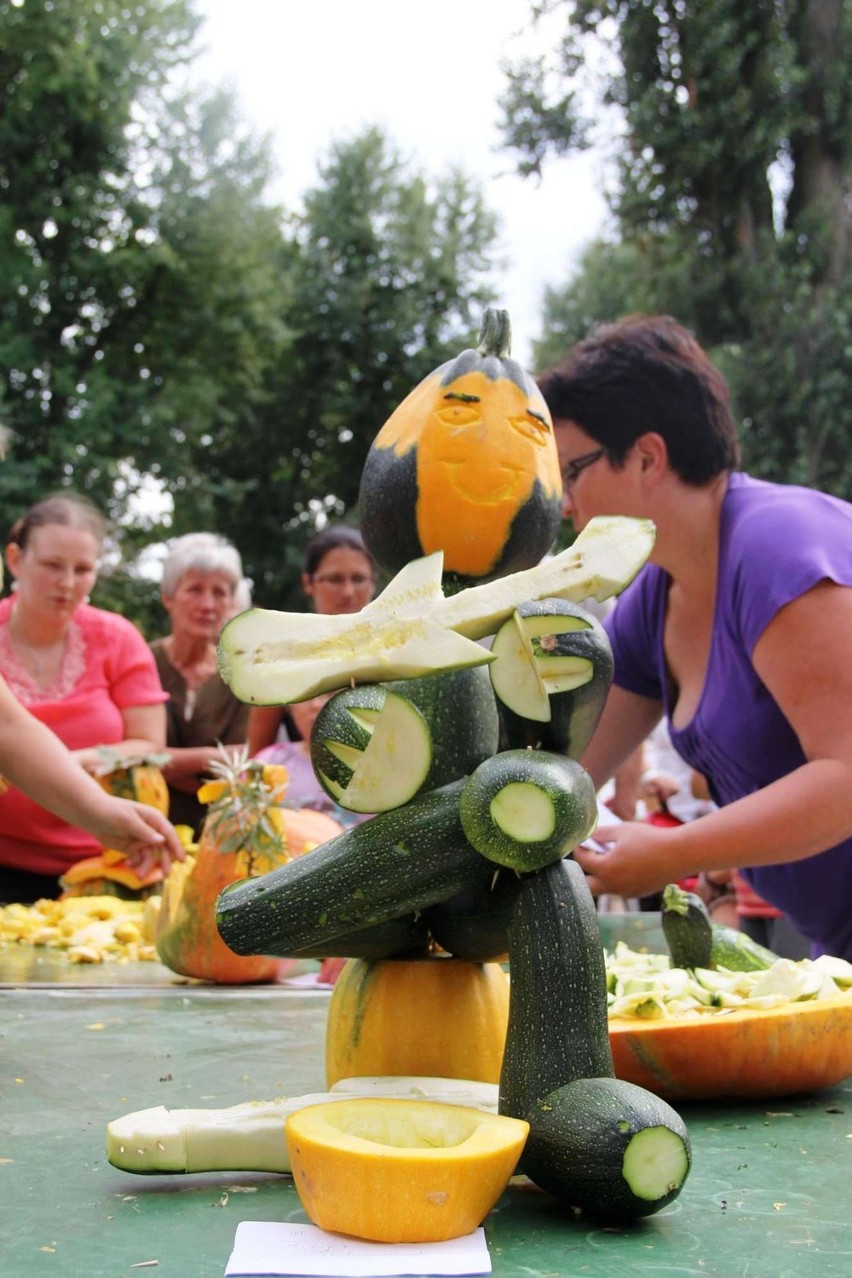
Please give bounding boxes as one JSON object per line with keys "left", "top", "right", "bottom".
{"left": 538, "top": 315, "right": 852, "bottom": 960}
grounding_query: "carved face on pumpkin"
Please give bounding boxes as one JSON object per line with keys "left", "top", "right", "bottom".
{"left": 362, "top": 350, "right": 563, "bottom": 581}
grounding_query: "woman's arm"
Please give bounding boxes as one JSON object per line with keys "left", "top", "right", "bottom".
{"left": 581, "top": 685, "right": 662, "bottom": 790}
{"left": 72, "top": 703, "right": 167, "bottom": 772}
{"left": 247, "top": 705, "right": 284, "bottom": 755}
{"left": 575, "top": 581, "right": 852, "bottom": 895}
{"left": 0, "top": 681, "right": 183, "bottom": 873}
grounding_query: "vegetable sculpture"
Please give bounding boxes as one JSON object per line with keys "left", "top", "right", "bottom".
{"left": 212, "top": 308, "right": 677, "bottom": 1226}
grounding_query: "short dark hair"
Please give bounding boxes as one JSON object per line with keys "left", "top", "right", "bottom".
{"left": 303, "top": 525, "right": 376, "bottom": 578}
{"left": 538, "top": 314, "right": 741, "bottom": 484}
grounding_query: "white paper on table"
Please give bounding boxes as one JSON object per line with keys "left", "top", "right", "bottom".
{"left": 225, "top": 1221, "right": 492, "bottom": 1277}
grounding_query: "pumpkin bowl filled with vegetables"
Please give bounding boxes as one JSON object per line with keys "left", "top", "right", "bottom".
{"left": 604, "top": 892, "right": 852, "bottom": 1101}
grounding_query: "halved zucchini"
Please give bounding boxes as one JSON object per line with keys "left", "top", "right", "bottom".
{"left": 217, "top": 516, "right": 654, "bottom": 705}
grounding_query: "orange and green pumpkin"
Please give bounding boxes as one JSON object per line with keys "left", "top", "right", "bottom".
{"left": 156, "top": 754, "right": 342, "bottom": 984}
{"left": 325, "top": 954, "right": 510, "bottom": 1086}
{"left": 359, "top": 308, "right": 562, "bottom": 584}
{"left": 94, "top": 751, "right": 171, "bottom": 815}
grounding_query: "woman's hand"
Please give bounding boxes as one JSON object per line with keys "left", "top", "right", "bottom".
{"left": 94, "top": 799, "right": 186, "bottom": 879}
{"left": 574, "top": 821, "right": 688, "bottom": 898}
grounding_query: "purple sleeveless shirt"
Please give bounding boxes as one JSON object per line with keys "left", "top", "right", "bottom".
{"left": 606, "top": 473, "right": 852, "bottom": 959}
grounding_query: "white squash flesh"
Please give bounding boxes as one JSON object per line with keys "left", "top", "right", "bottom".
{"left": 106, "top": 1077, "right": 499, "bottom": 1175}
{"left": 218, "top": 516, "right": 654, "bottom": 705}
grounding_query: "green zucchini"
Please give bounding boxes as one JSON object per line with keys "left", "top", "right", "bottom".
{"left": 499, "top": 857, "right": 614, "bottom": 1129}
{"left": 387, "top": 665, "right": 500, "bottom": 790}
{"left": 310, "top": 686, "right": 432, "bottom": 813}
{"left": 217, "top": 515, "right": 655, "bottom": 704}
{"left": 662, "top": 882, "right": 778, "bottom": 971}
{"left": 459, "top": 750, "right": 597, "bottom": 871}
{"left": 709, "top": 923, "right": 777, "bottom": 972}
{"left": 422, "top": 867, "right": 523, "bottom": 961}
{"left": 523, "top": 1077, "right": 692, "bottom": 1220}
{"left": 216, "top": 779, "right": 486, "bottom": 958}
{"left": 661, "top": 883, "right": 714, "bottom": 969}
{"left": 291, "top": 913, "right": 431, "bottom": 961}
{"left": 489, "top": 600, "right": 613, "bottom": 757}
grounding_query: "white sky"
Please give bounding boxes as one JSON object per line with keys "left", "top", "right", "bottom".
{"left": 190, "top": 0, "right": 611, "bottom": 366}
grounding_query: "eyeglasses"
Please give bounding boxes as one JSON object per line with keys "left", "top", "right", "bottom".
{"left": 312, "top": 573, "right": 374, "bottom": 587}
{"left": 561, "top": 447, "right": 606, "bottom": 488}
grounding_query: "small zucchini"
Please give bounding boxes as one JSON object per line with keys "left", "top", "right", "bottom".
{"left": 709, "top": 923, "right": 778, "bottom": 972}
{"left": 661, "top": 883, "right": 714, "bottom": 969}
{"left": 523, "top": 1076, "right": 692, "bottom": 1220}
{"left": 459, "top": 750, "right": 598, "bottom": 872}
{"left": 662, "top": 882, "right": 778, "bottom": 972}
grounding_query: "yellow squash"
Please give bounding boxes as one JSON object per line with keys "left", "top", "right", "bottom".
{"left": 286, "top": 1098, "right": 528, "bottom": 1243}
{"left": 325, "top": 955, "right": 510, "bottom": 1086}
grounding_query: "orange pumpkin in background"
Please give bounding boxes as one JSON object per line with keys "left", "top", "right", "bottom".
{"left": 155, "top": 752, "right": 341, "bottom": 984}
{"left": 94, "top": 750, "right": 171, "bottom": 815}
{"left": 59, "top": 751, "right": 173, "bottom": 899}
{"left": 358, "top": 308, "right": 563, "bottom": 585}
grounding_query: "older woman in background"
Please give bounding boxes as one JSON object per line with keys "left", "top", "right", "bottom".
{"left": 0, "top": 493, "right": 170, "bottom": 901}
{"left": 150, "top": 533, "right": 249, "bottom": 835}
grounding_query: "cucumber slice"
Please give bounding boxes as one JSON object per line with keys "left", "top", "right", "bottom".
{"left": 459, "top": 750, "right": 598, "bottom": 871}
{"left": 312, "top": 687, "right": 432, "bottom": 813}
{"left": 489, "top": 600, "right": 614, "bottom": 757}
{"left": 217, "top": 515, "right": 654, "bottom": 705}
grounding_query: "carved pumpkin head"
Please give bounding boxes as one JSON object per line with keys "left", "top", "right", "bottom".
{"left": 359, "top": 309, "right": 563, "bottom": 583}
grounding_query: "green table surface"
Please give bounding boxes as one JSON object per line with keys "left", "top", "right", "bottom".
{"left": 2, "top": 979, "right": 850, "bottom": 1278}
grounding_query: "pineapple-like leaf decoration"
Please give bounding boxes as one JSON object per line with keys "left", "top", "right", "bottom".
{"left": 197, "top": 745, "right": 292, "bottom": 876}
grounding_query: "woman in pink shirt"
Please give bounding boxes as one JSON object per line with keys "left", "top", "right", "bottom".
{"left": 0, "top": 493, "right": 171, "bottom": 901}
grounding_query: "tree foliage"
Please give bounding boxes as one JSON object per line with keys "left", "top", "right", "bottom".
{"left": 0, "top": 0, "right": 289, "bottom": 543}
{"left": 1, "top": 2, "right": 505, "bottom": 620}
{"left": 190, "top": 127, "right": 500, "bottom": 610}
{"left": 502, "top": 0, "right": 852, "bottom": 495}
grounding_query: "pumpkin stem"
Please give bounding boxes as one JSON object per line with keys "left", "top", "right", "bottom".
{"left": 476, "top": 308, "right": 512, "bottom": 359}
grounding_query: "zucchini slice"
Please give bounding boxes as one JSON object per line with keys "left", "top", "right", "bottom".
{"left": 311, "top": 687, "right": 432, "bottom": 813}
{"left": 459, "top": 750, "right": 598, "bottom": 871}
{"left": 489, "top": 600, "right": 613, "bottom": 757}
{"left": 217, "top": 516, "right": 654, "bottom": 705}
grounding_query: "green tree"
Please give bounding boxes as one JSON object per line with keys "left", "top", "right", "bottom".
{"left": 501, "top": 1, "right": 852, "bottom": 494}
{"left": 0, "top": 0, "right": 288, "bottom": 541}
{"left": 191, "top": 127, "right": 502, "bottom": 609}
